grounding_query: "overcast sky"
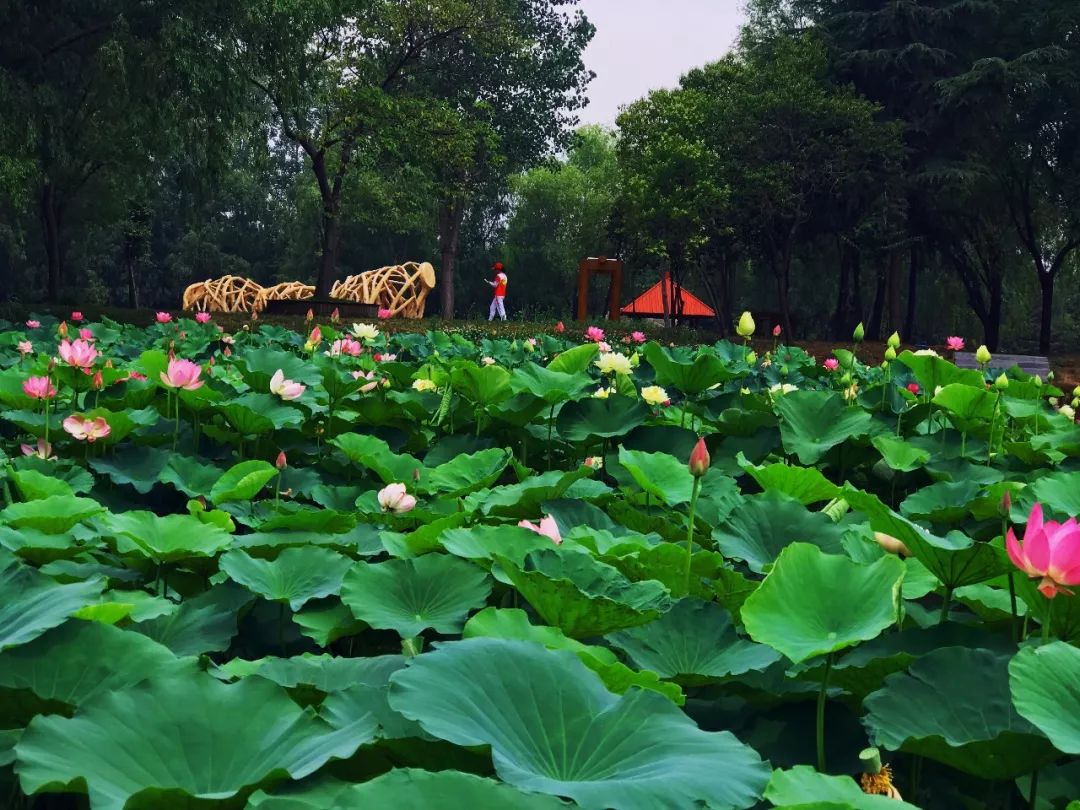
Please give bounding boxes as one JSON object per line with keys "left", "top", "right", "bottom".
{"left": 575, "top": 1, "right": 746, "bottom": 126}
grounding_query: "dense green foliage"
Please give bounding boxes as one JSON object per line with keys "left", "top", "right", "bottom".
{"left": 1, "top": 315, "right": 1080, "bottom": 808}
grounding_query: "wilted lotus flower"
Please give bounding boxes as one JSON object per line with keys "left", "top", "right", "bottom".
{"left": 23, "top": 376, "right": 57, "bottom": 400}
{"left": 58, "top": 339, "right": 98, "bottom": 369}
{"left": 63, "top": 414, "right": 111, "bottom": 442}
{"left": 518, "top": 515, "right": 562, "bottom": 545}
{"left": 196, "top": 312, "right": 211, "bottom": 324}
{"left": 156, "top": 312, "right": 172, "bottom": 324}
{"left": 160, "top": 358, "right": 204, "bottom": 390}
{"left": 585, "top": 325, "right": 605, "bottom": 342}
{"left": 946, "top": 336, "right": 965, "bottom": 351}
{"left": 1008, "top": 502, "right": 1080, "bottom": 598}
{"left": 269, "top": 369, "right": 305, "bottom": 401}
{"left": 378, "top": 483, "right": 417, "bottom": 514}
{"left": 21, "top": 439, "right": 55, "bottom": 460}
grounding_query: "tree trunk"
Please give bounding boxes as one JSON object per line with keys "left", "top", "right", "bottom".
{"left": 986, "top": 272, "right": 1002, "bottom": 352}
{"left": 124, "top": 238, "right": 139, "bottom": 309}
{"left": 312, "top": 155, "right": 340, "bottom": 298}
{"left": 438, "top": 199, "right": 465, "bottom": 320}
{"left": 867, "top": 265, "right": 886, "bottom": 341}
{"left": 660, "top": 268, "right": 670, "bottom": 329}
{"left": 1039, "top": 272, "right": 1054, "bottom": 355}
{"left": 772, "top": 249, "right": 793, "bottom": 338}
{"left": 904, "top": 242, "right": 920, "bottom": 341}
{"left": 40, "top": 181, "right": 63, "bottom": 301}
{"left": 832, "top": 237, "right": 850, "bottom": 341}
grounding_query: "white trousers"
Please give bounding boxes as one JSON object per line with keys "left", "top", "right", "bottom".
{"left": 488, "top": 296, "right": 506, "bottom": 321}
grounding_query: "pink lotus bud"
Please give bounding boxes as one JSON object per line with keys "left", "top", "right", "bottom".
{"left": 689, "top": 437, "right": 710, "bottom": 478}
{"left": 79, "top": 328, "right": 93, "bottom": 341}
{"left": 70, "top": 311, "right": 83, "bottom": 322}
{"left": 331, "top": 308, "right": 340, "bottom": 324}
{"left": 305, "top": 308, "right": 314, "bottom": 323}
{"left": 92, "top": 370, "right": 104, "bottom": 390}
{"left": 555, "top": 321, "right": 565, "bottom": 334}
{"left": 773, "top": 325, "right": 782, "bottom": 337}
{"left": 907, "top": 383, "right": 920, "bottom": 395}
{"left": 378, "top": 308, "right": 392, "bottom": 320}
{"left": 195, "top": 312, "right": 211, "bottom": 324}
{"left": 276, "top": 451, "right": 287, "bottom": 470}
{"left": 1003, "top": 490, "right": 1012, "bottom": 516}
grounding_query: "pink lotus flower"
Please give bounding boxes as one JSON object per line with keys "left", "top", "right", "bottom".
{"left": 1007, "top": 502, "right": 1080, "bottom": 598}
{"left": 518, "top": 515, "right": 562, "bottom": 545}
{"left": 328, "top": 337, "right": 362, "bottom": 357}
{"left": 907, "top": 383, "right": 920, "bottom": 395}
{"left": 58, "top": 339, "right": 98, "bottom": 369}
{"left": 555, "top": 321, "right": 565, "bottom": 334}
{"left": 127, "top": 371, "right": 148, "bottom": 382}
{"left": 221, "top": 334, "right": 235, "bottom": 345}
{"left": 585, "top": 325, "right": 605, "bottom": 342}
{"left": 378, "top": 483, "right": 417, "bottom": 514}
{"left": 823, "top": 358, "right": 840, "bottom": 372}
{"left": 195, "top": 312, "right": 212, "bottom": 324}
{"left": 160, "top": 358, "right": 204, "bottom": 390}
{"left": 773, "top": 325, "right": 782, "bottom": 337}
{"left": 946, "top": 336, "right": 965, "bottom": 351}
{"left": 351, "top": 370, "right": 380, "bottom": 393}
{"left": 378, "top": 308, "right": 392, "bottom": 320}
{"left": 78, "top": 328, "right": 94, "bottom": 341}
{"left": 598, "top": 341, "right": 611, "bottom": 353}
{"left": 526, "top": 338, "right": 538, "bottom": 348}
{"left": 63, "top": 414, "right": 111, "bottom": 442}
{"left": 23, "top": 376, "right": 57, "bottom": 400}
{"left": 70, "top": 311, "right": 83, "bottom": 322}
{"left": 631, "top": 331, "right": 646, "bottom": 344}
{"left": 17, "top": 341, "right": 32, "bottom": 356}
{"left": 25, "top": 320, "right": 39, "bottom": 329}
{"left": 269, "top": 369, "right": 305, "bottom": 401}
{"left": 21, "top": 439, "right": 55, "bottom": 460}
{"left": 155, "top": 312, "right": 172, "bottom": 324}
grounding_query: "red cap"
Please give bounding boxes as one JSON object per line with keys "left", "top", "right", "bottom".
{"left": 493, "top": 262, "right": 504, "bottom": 271}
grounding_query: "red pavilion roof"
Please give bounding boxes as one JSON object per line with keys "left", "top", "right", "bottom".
{"left": 620, "top": 272, "right": 716, "bottom": 318}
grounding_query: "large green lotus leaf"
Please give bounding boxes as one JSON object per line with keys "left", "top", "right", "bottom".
{"left": 607, "top": 599, "right": 780, "bottom": 683}
{"left": 89, "top": 445, "right": 171, "bottom": 493}
{"left": 249, "top": 769, "right": 571, "bottom": 810}
{"left": 511, "top": 362, "right": 592, "bottom": 404}
{"left": 765, "top": 766, "right": 921, "bottom": 809}
{"left": 216, "top": 652, "right": 402, "bottom": 695}
{"left": 556, "top": 395, "right": 650, "bottom": 442}
{"left": 900, "top": 480, "right": 981, "bottom": 524}
{"left": 643, "top": 342, "right": 738, "bottom": 394}
{"left": 736, "top": 455, "right": 839, "bottom": 505}
{"left": 388, "top": 638, "right": 770, "bottom": 809}
{"left": 0, "top": 495, "right": 104, "bottom": 534}
{"left": 341, "top": 555, "right": 491, "bottom": 638}
{"left": 0, "top": 555, "right": 105, "bottom": 651}
{"left": 236, "top": 348, "right": 322, "bottom": 390}
{"left": 157, "top": 454, "right": 223, "bottom": 498}
{"left": 713, "top": 492, "right": 846, "bottom": 574}
{"left": 0, "top": 525, "right": 101, "bottom": 564}
{"left": 0, "top": 620, "right": 194, "bottom": 707}
{"left": 10, "top": 469, "right": 73, "bottom": 500}
{"left": 217, "top": 400, "right": 276, "bottom": 435}
{"left": 601, "top": 545, "right": 738, "bottom": 602}
{"left": 293, "top": 601, "right": 365, "bottom": 647}
{"left": 487, "top": 391, "right": 550, "bottom": 428}
{"left": 617, "top": 447, "right": 694, "bottom": 506}
{"left": 439, "top": 524, "right": 553, "bottom": 564}
{"left": 870, "top": 434, "right": 931, "bottom": 473}
{"left": 210, "top": 460, "right": 279, "bottom": 504}
{"left": 897, "top": 350, "right": 986, "bottom": 393}
{"left": 15, "top": 672, "right": 376, "bottom": 810}
{"left": 547, "top": 342, "right": 600, "bottom": 374}
{"left": 421, "top": 448, "right": 511, "bottom": 497}
{"left": 1009, "top": 641, "right": 1080, "bottom": 754}
{"left": 220, "top": 547, "right": 352, "bottom": 611}
{"left": 842, "top": 486, "right": 1010, "bottom": 589}
{"left": 497, "top": 547, "right": 671, "bottom": 638}
{"left": 864, "top": 647, "right": 1057, "bottom": 778}
{"left": 451, "top": 363, "right": 513, "bottom": 404}
{"left": 82, "top": 405, "right": 159, "bottom": 446}
{"left": 132, "top": 584, "right": 254, "bottom": 656}
{"left": 224, "top": 393, "right": 305, "bottom": 432}
{"left": 464, "top": 607, "right": 683, "bottom": 704}
{"left": 774, "top": 390, "right": 874, "bottom": 465}
{"left": 331, "top": 432, "right": 422, "bottom": 483}
{"left": 1029, "top": 471, "right": 1080, "bottom": 518}
{"left": 465, "top": 467, "right": 592, "bottom": 518}
{"left": 741, "top": 543, "right": 904, "bottom": 664}
{"left": 104, "top": 511, "right": 233, "bottom": 562}
{"left": 933, "top": 382, "right": 996, "bottom": 423}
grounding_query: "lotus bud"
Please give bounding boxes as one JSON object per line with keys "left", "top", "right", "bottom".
{"left": 1033, "top": 374, "right": 1043, "bottom": 387}
{"left": 853, "top": 322, "right": 865, "bottom": 343}
{"left": 884, "top": 346, "right": 897, "bottom": 362}
{"left": 105, "top": 359, "right": 113, "bottom": 369}
{"left": 994, "top": 373, "right": 1009, "bottom": 390}
{"left": 413, "top": 467, "right": 421, "bottom": 483}
{"left": 976, "top": 345, "right": 991, "bottom": 366}
{"left": 688, "top": 437, "right": 710, "bottom": 478}
{"left": 58, "top": 321, "right": 68, "bottom": 339}
{"left": 275, "top": 451, "right": 287, "bottom": 470}
{"left": 331, "top": 307, "right": 340, "bottom": 324}
{"left": 305, "top": 308, "right": 314, "bottom": 324}
{"left": 736, "top": 311, "right": 756, "bottom": 339}
{"left": 1073, "top": 385, "right": 1080, "bottom": 399}
{"left": 92, "top": 370, "right": 103, "bottom": 390}
{"left": 772, "top": 325, "right": 781, "bottom": 337}
{"left": 746, "top": 351, "right": 757, "bottom": 365}
{"left": 887, "top": 331, "right": 901, "bottom": 349}
{"left": 874, "top": 532, "right": 911, "bottom": 557}
{"left": 1048, "top": 371, "right": 1055, "bottom": 382}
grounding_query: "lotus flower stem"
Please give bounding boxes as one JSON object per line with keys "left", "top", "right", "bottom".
{"left": 683, "top": 477, "right": 703, "bottom": 596}
{"left": 42, "top": 393, "right": 50, "bottom": 450}
{"left": 1008, "top": 573, "right": 1019, "bottom": 644}
{"left": 402, "top": 636, "right": 424, "bottom": 657}
{"left": 546, "top": 403, "right": 555, "bottom": 470}
{"left": 816, "top": 652, "right": 834, "bottom": 772}
{"left": 1029, "top": 768, "right": 1040, "bottom": 808}
{"left": 939, "top": 586, "right": 953, "bottom": 624}
{"left": 1042, "top": 599, "right": 1053, "bottom": 646}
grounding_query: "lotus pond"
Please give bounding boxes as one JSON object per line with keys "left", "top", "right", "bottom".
{"left": 2, "top": 315, "right": 1080, "bottom": 810}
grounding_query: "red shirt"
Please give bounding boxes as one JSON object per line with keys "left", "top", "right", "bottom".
{"left": 494, "top": 272, "right": 507, "bottom": 297}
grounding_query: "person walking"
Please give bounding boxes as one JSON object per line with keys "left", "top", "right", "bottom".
{"left": 487, "top": 262, "right": 508, "bottom": 321}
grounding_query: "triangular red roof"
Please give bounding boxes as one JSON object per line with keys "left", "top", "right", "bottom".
{"left": 621, "top": 272, "right": 716, "bottom": 318}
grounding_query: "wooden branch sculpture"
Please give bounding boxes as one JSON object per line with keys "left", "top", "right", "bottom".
{"left": 182, "top": 275, "right": 264, "bottom": 313}
{"left": 331, "top": 261, "right": 436, "bottom": 319}
{"left": 253, "top": 281, "right": 315, "bottom": 313}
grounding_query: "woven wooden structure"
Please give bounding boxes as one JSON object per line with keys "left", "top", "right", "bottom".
{"left": 182, "top": 276, "right": 264, "bottom": 313}
{"left": 253, "top": 281, "right": 315, "bottom": 313}
{"left": 331, "top": 261, "right": 436, "bottom": 319}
